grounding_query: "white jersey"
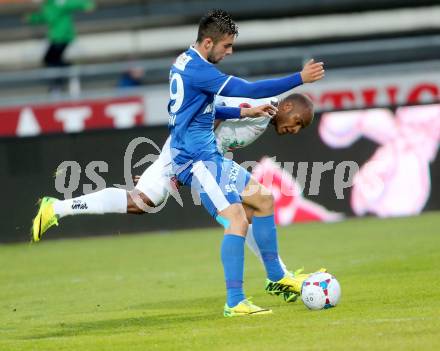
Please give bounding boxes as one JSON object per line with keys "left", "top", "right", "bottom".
{"left": 214, "top": 96, "right": 276, "bottom": 154}
{"left": 135, "top": 96, "right": 277, "bottom": 206}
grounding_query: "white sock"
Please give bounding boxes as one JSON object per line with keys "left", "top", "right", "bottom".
{"left": 53, "top": 188, "right": 127, "bottom": 219}
{"left": 246, "top": 224, "right": 288, "bottom": 274}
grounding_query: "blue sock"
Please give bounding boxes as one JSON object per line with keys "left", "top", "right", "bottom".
{"left": 221, "top": 234, "right": 246, "bottom": 307}
{"left": 252, "top": 215, "right": 285, "bottom": 281}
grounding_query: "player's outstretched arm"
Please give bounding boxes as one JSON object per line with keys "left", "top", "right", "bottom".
{"left": 215, "top": 106, "right": 241, "bottom": 120}
{"left": 221, "top": 60, "right": 324, "bottom": 99}
{"left": 215, "top": 104, "right": 277, "bottom": 120}
{"left": 240, "top": 104, "right": 278, "bottom": 118}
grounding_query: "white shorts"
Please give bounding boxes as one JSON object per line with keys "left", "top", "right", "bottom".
{"left": 135, "top": 137, "right": 173, "bottom": 206}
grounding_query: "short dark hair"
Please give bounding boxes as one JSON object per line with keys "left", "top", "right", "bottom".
{"left": 284, "top": 93, "right": 313, "bottom": 110}
{"left": 197, "top": 9, "right": 239, "bottom": 43}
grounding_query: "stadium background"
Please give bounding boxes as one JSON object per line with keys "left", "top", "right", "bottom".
{"left": 0, "top": 0, "right": 439, "bottom": 242}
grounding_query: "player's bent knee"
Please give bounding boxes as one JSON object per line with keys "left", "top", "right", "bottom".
{"left": 256, "top": 192, "right": 274, "bottom": 214}
{"left": 227, "top": 218, "right": 248, "bottom": 236}
{"left": 231, "top": 215, "right": 249, "bottom": 234}
{"left": 219, "top": 204, "right": 249, "bottom": 235}
{"left": 127, "top": 190, "right": 156, "bottom": 214}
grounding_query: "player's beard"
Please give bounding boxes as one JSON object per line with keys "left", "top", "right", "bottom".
{"left": 207, "top": 49, "right": 222, "bottom": 64}
{"left": 207, "top": 53, "right": 219, "bottom": 64}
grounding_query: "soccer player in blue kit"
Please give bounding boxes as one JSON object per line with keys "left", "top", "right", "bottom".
{"left": 168, "top": 9, "right": 325, "bottom": 316}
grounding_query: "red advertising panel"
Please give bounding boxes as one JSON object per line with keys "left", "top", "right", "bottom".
{"left": 303, "top": 82, "right": 439, "bottom": 110}
{"left": 0, "top": 96, "right": 145, "bottom": 137}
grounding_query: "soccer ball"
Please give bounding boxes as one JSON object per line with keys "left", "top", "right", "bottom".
{"left": 301, "top": 272, "right": 341, "bottom": 310}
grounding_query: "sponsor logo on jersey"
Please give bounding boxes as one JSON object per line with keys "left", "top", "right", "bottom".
{"left": 226, "top": 139, "right": 246, "bottom": 151}
{"left": 173, "top": 53, "right": 192, "bottom": 71}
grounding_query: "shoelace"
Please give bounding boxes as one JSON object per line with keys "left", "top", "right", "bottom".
{"left": 285, "top": 267, "right": 305, "bottom": 278}
{"left": 241, "top": 297, "right": 257, "bottom": 307}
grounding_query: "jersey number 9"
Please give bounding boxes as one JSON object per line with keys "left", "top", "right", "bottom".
{"left": 169, "top": 73, "right": 184, "bottom": 114}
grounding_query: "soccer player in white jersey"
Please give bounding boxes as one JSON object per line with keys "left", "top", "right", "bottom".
{"left": 214, "top": 93, "right": 315, "bottom": 154}
{"left": 213, "top": 93, "right": 314, "bottom": 281}
{"left": 166, "top": 9, "right": 325, "bottom": 316}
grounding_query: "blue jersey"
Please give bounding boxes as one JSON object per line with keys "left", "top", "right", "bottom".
{"left": 168, "top": 47, "right": 232, "bottom": 180}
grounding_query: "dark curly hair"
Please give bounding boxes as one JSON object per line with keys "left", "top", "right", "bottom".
{"left": 197, "top": 9, "right": 239, "bottom": 43}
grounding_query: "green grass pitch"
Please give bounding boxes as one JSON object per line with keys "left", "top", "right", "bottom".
{"left": 1, "top": 212, "right": 439, "bottom": 351}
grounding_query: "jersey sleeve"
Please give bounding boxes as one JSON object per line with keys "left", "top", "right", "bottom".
{"left": 215, "top": 106, "right": 241, "bottom": 120}
{"left": 191, "top": 64, "right": 232, "bottom": 95}
{"left": 220, "top": 73, "right": 303, "bottom": 98}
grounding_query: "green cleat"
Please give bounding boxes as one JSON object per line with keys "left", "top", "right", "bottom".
{"left": 265, "top": 268, "right": 327, "bottom": 302}
{"left": 32, "top": 197, "right": 59, "bottom": 242}
{"left": 282, "top": 291, "right": 299, "bottom": 303}
{"left": 224, "top": 299, "right": 272, "bottom": 317}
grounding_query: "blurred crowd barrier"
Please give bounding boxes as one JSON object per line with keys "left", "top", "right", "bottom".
{"left": 0, "top": 1, "right": 438, "bottom": 104}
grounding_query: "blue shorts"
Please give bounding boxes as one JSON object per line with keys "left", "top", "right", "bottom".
{"left": 176, "top": 154, "right": 251, "bottom": 219}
